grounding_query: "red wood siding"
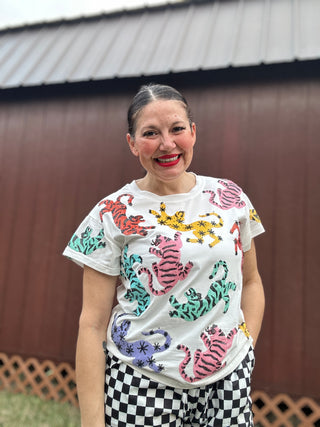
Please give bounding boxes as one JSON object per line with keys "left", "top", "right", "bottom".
{"left": 1, "top": 75, "right": 319, "bottom": 399}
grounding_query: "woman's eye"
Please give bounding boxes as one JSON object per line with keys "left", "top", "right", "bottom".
{"left": 143, "top": 130, "right": 157, "bottom": 137}
{"left": 172, "top": 126, "right": 186, "bottom": 133}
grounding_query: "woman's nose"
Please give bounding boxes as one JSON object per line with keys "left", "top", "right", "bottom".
{"left": 159, "top": 133, "right": 176, "bottom": 150}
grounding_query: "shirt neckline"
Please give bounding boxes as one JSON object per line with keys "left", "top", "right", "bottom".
{"left": 130, "top": 173, "right": 203, "bottom": 201}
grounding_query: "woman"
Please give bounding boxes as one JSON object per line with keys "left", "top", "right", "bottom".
{"left": 63, "top": 84, "right": 265, "bottom": 427}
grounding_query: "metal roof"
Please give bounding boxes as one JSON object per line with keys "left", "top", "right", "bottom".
{"left": 0, "top": 0, "right": 320, "bottom": 89}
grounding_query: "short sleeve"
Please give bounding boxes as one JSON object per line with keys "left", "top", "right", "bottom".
{"left": 62, "top": 213, "right": 121, "bottom": 276}
{"left": 239, "top": 193, "right": 265, "bottom": 252}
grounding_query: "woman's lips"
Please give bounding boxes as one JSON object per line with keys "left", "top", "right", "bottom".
{"left": 155, "top": 154, "right": 181, "bottom": 167}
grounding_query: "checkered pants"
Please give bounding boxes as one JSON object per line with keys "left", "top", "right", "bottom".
{"left": 105, "top": 346, "right": 255, "bottom": 426}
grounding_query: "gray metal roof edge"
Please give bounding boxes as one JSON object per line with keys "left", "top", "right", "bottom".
{"left": 1, "top": 0, "right": 319, "bottom": 90}
{"left": 2, "top": 59, "right": 320, "bottom": 92}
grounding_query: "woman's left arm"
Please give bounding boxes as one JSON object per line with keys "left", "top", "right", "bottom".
{"left": 241, "top": 239, "right": 265, "bottom": 347}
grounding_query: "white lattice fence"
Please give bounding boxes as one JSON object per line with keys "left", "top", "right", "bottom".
{"left": 0, "top": 352, "right": 78, "bottom": 406}
{"left": 252, "top": 391, "right": 320, "bottom": 426}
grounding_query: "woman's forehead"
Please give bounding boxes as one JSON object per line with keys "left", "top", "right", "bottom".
{"left": 136, "top": 99, "right": 188, "bottom": 125}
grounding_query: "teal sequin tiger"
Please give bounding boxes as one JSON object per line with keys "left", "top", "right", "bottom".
{"left": 68, "top": 226, "right": 106, "bottom": 255}
{"left": 169, "top": 260, "right": 237, "bottom": 321}
{"left": 121, "top": 245, "right": 151, "bottom": 316}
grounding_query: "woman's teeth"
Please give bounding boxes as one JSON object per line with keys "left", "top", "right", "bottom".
{"left": 157, "top": 155, "right": 180, "bottom": 163}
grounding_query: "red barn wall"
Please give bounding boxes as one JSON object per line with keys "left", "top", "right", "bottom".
{"left": 0, "top": 69, "right": 319, "bottom": 399}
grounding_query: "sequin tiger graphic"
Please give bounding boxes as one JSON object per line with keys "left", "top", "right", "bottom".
{"left": 203, "top": 179, "right": 246, "bottom": 210}
{"left": 138, "top": 232, "right": 193, "bottom": 296}
{"left": 230, "top": 221, "right": 244, "bottom": 270}
{"left": 109, "top": 314, "right": 171, "bottom": 373}
{"left": 68, "top": 226, "right": 106, "bottom": 255}
{"left": 99, "top": 193, "right": 155, "bottom": 236}
{"left": 250, "top": 208, "right": 261, "bottom": 223}
{"left": 177, "top": 324, "right": 237, "bottom": 383}
{"left": 169, "top": 260, "right": 237, "bottom": 321}
{"left": 149, "top": 202, "right": 223, "bottom": 248}
{"left": 121, "top": 245, "right": 151, "bottom": 316}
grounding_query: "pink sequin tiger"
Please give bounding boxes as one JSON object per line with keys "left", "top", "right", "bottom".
{"left": 139, "top": 232, "right": 193, "bottom": 295}
{"left": 203, "top": 180, "right": 245, "bottom": 210}
{"left": 177, "top": 325, "right": 237, "bottom": 383}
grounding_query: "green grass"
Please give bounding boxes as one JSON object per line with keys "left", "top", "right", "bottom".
{"left": 0, "top": 391, "right": 80, "bottom": 427}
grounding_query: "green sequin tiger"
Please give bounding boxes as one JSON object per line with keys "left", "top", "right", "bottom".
{"left": 169, "top": 260, "right": 236, "bottom": 321}
{"left": 68, "top": 226, "right": 106, "bottom": 255}
{"left": 121, "top": 245, "right": 151, "bottom": 316}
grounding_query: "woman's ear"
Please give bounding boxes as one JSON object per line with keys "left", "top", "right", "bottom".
{"left": 191, "top": 122, "right": 196, "bottom": 145}
{"left": 126, "top": 133, "right": 139, "bottom": 157}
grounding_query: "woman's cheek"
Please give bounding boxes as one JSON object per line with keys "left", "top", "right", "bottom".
{"left": 139, "top": 141, "right": 159, "bottom": 156}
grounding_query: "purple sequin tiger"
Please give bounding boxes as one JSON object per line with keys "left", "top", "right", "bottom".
{"left": 109, "top": 314, "right": 171, "bottom": 373}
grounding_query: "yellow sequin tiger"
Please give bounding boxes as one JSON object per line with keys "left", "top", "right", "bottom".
{"left": 239, "top": 322, "right": 251, "bottom": 338}
{"left": 149, "top": 202, "right": 223, "bottom": 248}
{"left": 249, "top": 209, "right": 261, "bottom": 223}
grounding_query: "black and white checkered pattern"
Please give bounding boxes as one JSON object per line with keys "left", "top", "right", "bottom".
{"left": 105, "top": 346, "right": 255, "bottom": 426}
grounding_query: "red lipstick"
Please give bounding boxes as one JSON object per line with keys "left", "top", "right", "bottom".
{"left": 156, "top": 154, "right": 181, "bottom": 167}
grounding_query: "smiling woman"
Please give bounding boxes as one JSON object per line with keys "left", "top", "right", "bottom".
{"left": 126, "top": 93, "right": 196, "bottom": 194}
{"left": 63, "top": 83, "right": 265, "bottom": 427}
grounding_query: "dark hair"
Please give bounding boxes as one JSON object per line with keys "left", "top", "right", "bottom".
{"left": 127, "top": 83, "right": 193, "bottom": 136}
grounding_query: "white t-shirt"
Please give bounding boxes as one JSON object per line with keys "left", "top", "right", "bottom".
{"left": 63, "top": 175, "right": 265, "bottom": 388}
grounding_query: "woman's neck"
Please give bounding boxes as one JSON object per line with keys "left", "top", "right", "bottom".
{"left": 135, "top": 172, "right": 196, "bottom": 196}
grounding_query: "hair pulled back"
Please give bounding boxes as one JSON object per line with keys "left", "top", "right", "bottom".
{"left": 127, "top": 83, "right": 192, "bottom": 136}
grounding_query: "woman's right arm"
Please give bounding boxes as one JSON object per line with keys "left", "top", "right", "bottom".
{"left": 76, "top": 265, "right": 117, "bottom": 427}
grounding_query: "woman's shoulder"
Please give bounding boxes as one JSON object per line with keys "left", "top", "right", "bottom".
{"left": 87, "top": 182, "right": 136, "bottom": 218}
{"left": 97, "top": 182, "right": 136, "bottom": 204}
{"left": 199, "top": 175, "right": 243, "bottom": 191}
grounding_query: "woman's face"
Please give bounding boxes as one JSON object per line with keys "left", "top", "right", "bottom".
{"left": 127, "top": 99, "right": 196, "bottom": 184}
